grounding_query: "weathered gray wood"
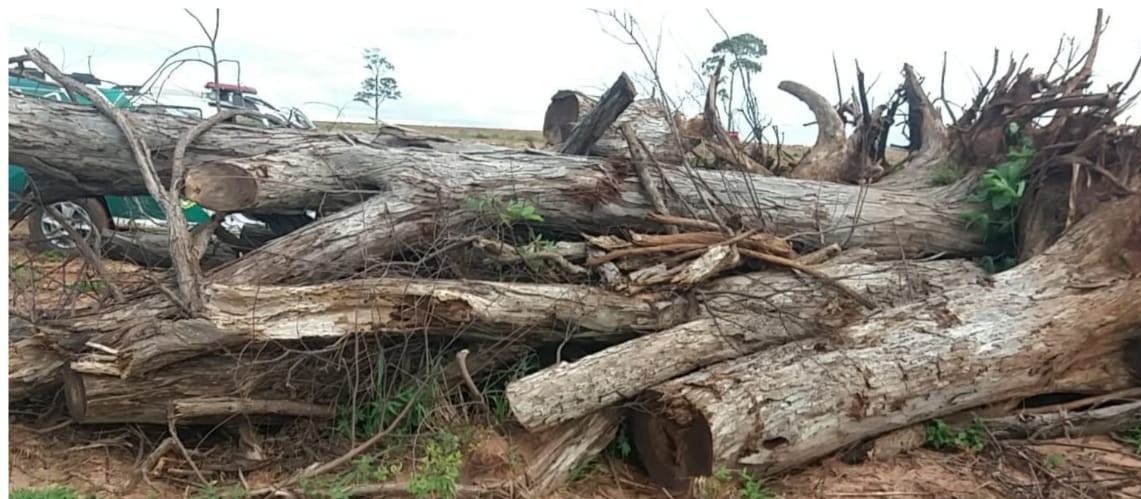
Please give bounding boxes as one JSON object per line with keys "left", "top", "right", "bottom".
{"left": 51, "top": 277, "right": 693, "bottom": 381}
{"left": 543, "top": 90, "right": 683, "bottom": 163}
{"left": 559, "top": 73, "right": 637, "bottom": 156}
{"left": 10, "top": 95, "right": 989, "bottom": 286}
{"left": 62, "top": 354, "right": 338, "bottom": 425}
{"left": 630, "top": 192, "right": 1141, "bottom": 486}
{"left": 505, "top": 258, "right": 986, "bottom": 432}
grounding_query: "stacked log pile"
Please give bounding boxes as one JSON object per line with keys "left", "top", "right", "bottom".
{"left": 8, "top": 9, "right": 1141, "bottom": 496}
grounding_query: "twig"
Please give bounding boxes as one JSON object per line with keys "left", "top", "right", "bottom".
{"left": 282, "top": 393, "right": 418, "bottom": 487}
{"left": 645, "top": 213, "right": 721, "bottom": 231}
{"left": 40, "top": 203, "right": 125, "bottom": 302}
{"left": 455, "top": 349, "right": 489, "bottom": 412}
{"left": 472, "top": 237, "right": 587, "bottom": 275}
{"left": 26, "top": 48, "right": 205, "bottom": 313}
{"left": 343, "top": 482, "right": 498, "bottom": 497}
{"left": 586, "top": 243, "right": 708, "bottom": 266}
{"left": 619, "top": 123, "right": 675, "bottom": 234}
{"left": 1020, "top": 388, "right": 1141, "bottom": 415}
{"left": 166, "top": 418, "right": 206, "bottom": 485}
{"left": 738, "top": 248, "right": 877, "bottom": 309}
{"left": 124, "top": 437, "right": 175, "bottom": 493}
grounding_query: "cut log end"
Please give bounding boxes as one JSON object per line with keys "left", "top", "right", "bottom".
{"left": 183, "top": 162, "right": 260, "bottom": 211}
{"left": 543, "top": 91, "right": 590, "bottom": 146}
{"left": 630, "top": 397, "right": 714, "bottom": 492}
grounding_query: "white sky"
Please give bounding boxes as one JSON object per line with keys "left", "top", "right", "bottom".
{"left": 8, "top": 2, "right": 1141, "bottom": 145}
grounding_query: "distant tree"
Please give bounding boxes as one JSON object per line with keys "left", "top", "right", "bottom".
{"left": 354, "top": 48, "right": 402, "bottom": 124}
{"left": 701, "top": 33, "right": 767, "bottom": 136}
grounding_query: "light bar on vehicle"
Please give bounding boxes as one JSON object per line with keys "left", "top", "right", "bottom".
{"left": 205, "top": 81, "right": 258, "bottom": 94}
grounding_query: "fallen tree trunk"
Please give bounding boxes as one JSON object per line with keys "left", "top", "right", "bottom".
{"left": 61, "top": 354, "right": 338, "bottom": 424}
{"left": 542, "top": 91, "right": 683, "bottom": 163}
{"left": 505, "top": 258, "right": 984, "bottom": 432}
{"left": 10, "top": 277, "right": 694, "bottom": 398}
{"left": 10, "top": 95, "right": 989, "bottom": 285}
{"left": 628, "top": 191, "right": 1141, "bottom": 488}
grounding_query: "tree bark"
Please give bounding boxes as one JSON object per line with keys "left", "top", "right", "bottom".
{"left": 542, "top": 91, "right": 683, "bottom": 163}
{"left": 628, "top": 191, "right": 1141, "bottom": 488}
{"left": 102, "top": 230, "right": 237, "bottom": 269}
{"left": 505, "top": 258, "right": 985, "bottom": 432}
{"left": 558, "top": 73, "right": 637, "bottom": 156}
{"left": 61, "top": 354, "right": 338, "bottom": 425}
{"left": 13, "top": 277, "right": 695, "bottom": 399}
{"left": 516, "top": 409, "right": 620, "bottom": 496}
{"left": 10, "top": 95, "right": 989, "bottom": 286}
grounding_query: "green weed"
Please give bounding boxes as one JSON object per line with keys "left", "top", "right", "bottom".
{"left": 924, "top": 418, "right": 987, "bottom": 453}
{"left": 10, "top": 486, "right": 81, "bottom": 499}
{"left": 407, "top": 431, "right": 464, "bottom": 499}
{"left": 962, "top": 125, "right": 1034, "bottom": 273}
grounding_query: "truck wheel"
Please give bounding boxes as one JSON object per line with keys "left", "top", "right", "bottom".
{"left": 27, "top": 198, "right": 111, "bottom": 253}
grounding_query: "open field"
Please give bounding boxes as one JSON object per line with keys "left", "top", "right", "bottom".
{"left": 316, "top": 120, "right": 547, "bottom": 148}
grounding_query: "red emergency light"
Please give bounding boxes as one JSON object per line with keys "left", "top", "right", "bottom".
{"left": 205, "top": 81, "right": 258, "bottom": 94}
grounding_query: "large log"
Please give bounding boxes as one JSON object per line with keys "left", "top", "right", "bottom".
{"left": 11, "top": 277, "right": 694, "bottom": 399}
{"left": 62, "top": 354, "right": 338, "bottom": 424}
{"left": 505, "top": 258, "right": 985, "bottom": 432}
{"left": 10, "top": 95, "right": 988, "bottom": 286}
{"left": 543, "top": 90, "right": 683, "bottom": 163}
{"left": 629, "top": 190, "right": 1141, "bottom": 488}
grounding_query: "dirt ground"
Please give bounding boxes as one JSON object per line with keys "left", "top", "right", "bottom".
{"left": 9, "top": 418, "right": 1141, "bottom": 499}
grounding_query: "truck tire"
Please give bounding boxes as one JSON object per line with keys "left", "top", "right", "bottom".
{"left": 27, "top": 198, "right": 111, "bottom": 253}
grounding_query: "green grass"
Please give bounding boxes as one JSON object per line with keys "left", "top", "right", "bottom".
{"left": 10, "top": 486, "right": 81, "bottom": 499}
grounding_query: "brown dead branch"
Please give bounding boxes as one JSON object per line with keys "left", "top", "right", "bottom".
{"left": 26, "top": 48, "right": 206, "bottom": 314}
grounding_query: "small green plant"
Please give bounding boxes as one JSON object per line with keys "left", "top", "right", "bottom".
{"left": 334, "top": 354, "right": 437, "bottom": 440}
{"left": 606, "top": 424, "right": 633, "bottom": 461}
{"left": 190, "top": 482, "right": 248, "bottom": 499}
{"left": 962, "top": 125, "right": 1034, "bottom": 273}
{"left": 1045, "top": 454, "right": 1066, "bottom": 468}
{"left": 11, "top": 486, "right": 80, "bottom": 499}
{"left": 464, "top": 196, "right": 543, "bottom": 225}
{"left": 407, "top": 432, "right": 464, "bottom": 499}
{"left": 481, "top": 352, "right": 539, "bottom": 425}
{"left": 737, "top": 468, "right": 775, "bottom": 499}
{"left": 924, "top": 418, "right": 987, "bottom": 453}
{"left": 696, "top": 466, "right": 774, "bottom": 499}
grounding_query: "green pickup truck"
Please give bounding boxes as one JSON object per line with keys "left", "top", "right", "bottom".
{"left": 8, "top": 58, "right": 313, "bottom": 251}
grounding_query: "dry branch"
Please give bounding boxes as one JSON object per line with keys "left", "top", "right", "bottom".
{"left": 25, "top": 48, "right": 207, "bottom": 313}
